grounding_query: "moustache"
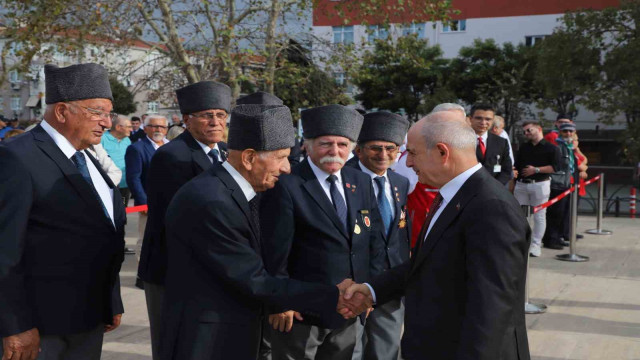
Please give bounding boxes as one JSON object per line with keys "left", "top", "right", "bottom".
{"left": 319, "top": 156, "right": 345, "bottom": 165}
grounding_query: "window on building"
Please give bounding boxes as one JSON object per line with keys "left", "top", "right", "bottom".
{"left": 9, "top": 70, "right": 20, "bottom": 83}
{"left": 525, "top": 35, "right": 546, "bottom": 47}
{"left": 11, "top": 97, "right": 21, "bottom": 111}
{"left": 402, "top": 23, "right": 426, "bottom": 38}
{"left": 334, "top": 72, "right": 346, "bottom": 86}
{"left": 149, "top": 79, "right": 159, "bottom": 90}
{"left": 442, "top": 19, "right": 466, "bottom": 33}
{"left": 367, "top": 25, "right": 389, "bottom": 43}
{"left": 333, "top": 26, "right": 354, "bottom": 45}
{"left": 147, "top": 101, "right": 159, "bottom": 113}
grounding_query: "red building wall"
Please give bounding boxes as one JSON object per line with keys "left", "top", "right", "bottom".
{"left": 313, "top": 0, "right": 620, "bottom": 26}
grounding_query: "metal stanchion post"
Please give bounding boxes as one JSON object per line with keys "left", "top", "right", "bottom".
{"left": 522, "top": 205, "right": 547, "bottom": 314}
{"left": 586, "top": 173, "right": 612, "bottom": 235}
{"left": 556, "top": 184, "right": 590, "bottom": 262}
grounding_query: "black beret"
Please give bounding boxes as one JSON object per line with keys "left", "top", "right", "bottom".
{"left": 176, "top": 81, "right": 231, "bottom": 114}
{"left": 358, "top": 111, "right": 409, "bottom": 146}
{"left": 228, "top": 104, "right": 295, "bottom": 151}
{"left": 236, "top": 91, "right": 283, "bottom": 106}
{"left": 45, "top": 63, "right": 112, "bottom": 104}
{"left": 556, "top": 113, "right": 573, "bottom": 121}
{"left": 301, "top": 104, "right": 363, "bottom": 142}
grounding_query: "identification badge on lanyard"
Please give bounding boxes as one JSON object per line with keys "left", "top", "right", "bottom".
{"left": 493, "top": 155, "right": 501, "bottom": 173}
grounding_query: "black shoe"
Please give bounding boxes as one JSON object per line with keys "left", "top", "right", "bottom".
{"left": 576, "top": 234, "right": 584, "bottom": 239}
{"left": 124, "top": 247, "right": 136, "bottom": 255}
{"left": 135, "top": 277, "right": 145, "bottom": 290}
{"left": 543, "top": 242, "right": 564, "bottom": 250}
{"left": 559, "top": 238, "right": 570, "bottom": 247}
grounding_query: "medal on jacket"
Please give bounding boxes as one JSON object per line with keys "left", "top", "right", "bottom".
{"left": 354, "top": 224, "right": 361, "bottom": 234}
{"left": 359, "top": 210, "right": 371, "bottom": 230}
{"left": 398, "top": 208, "right": 407, "bottom": 229}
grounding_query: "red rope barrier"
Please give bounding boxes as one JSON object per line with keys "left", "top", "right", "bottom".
{"left": 533, "top": 175, "right": 601, "bottom": 214}
{"left": 125, "top": 205, "right": 148, "bottom": 214}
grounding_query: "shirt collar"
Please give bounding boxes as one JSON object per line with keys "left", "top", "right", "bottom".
{"left": 358, "top": 160, "right": 388, "bottom": 181}
{"left": 195, "top": 139, "right": 219, "bottom": 154}
{"left": 438, "top": 163, "right": 482, "bottom": 203}
{"left": 478, "top": 131, "right": 488, "bottom": 144}
{"left": 222, "top": 161, "right": 257, "bottom": 201}
{"left": 309, "top": 158, "right": 342, "bottom": 184}
{"left": 40, "top": 120, "right": 79, "bottom": 159}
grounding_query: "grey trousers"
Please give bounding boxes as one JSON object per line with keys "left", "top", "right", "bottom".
{"left": 144, "top": 281, "right": 165, "bottom": 360}
{"left": 270, "top": 319, "right": 358, "bottom": 360}
{"left": 362, "top": 299, "right": 404, "bottom": 360}
{"left": 0, "top": 325, "right": 103, "bottom": 360}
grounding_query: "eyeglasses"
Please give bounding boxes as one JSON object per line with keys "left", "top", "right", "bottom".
{"left": 146, "top": 124, "right": 168, "bottom": 130}
{"left": 365, "top": 144, "right": 398, "bottom": 153}
{"left": 188, "top": 111, "right": 227, "bottom": 121}
{"left": 67, "top": 103, "right": 117, "bottom": 122}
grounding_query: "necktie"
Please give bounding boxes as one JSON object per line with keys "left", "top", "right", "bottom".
{"left": 248, "top": 197, "right": 261, "bottom": 238}
{"left": 421, "top": 193, "right": 444, "bottom": 244}
{"left": 71, "top": 151, "right": 110, "bottom": 220}
{"left": 374, "top": 176, "right": 393, "bottom": 236}
{"left": 327, "top": 175, "right": 348, "bottom": 231}
{"left": 477, "top": 136, "right": 486, "bottom": 160}
{"left": 208, "top": 148, "right": 220, "bottom": 163}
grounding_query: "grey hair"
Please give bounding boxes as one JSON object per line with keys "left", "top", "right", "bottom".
{"left": 144, "top": 114, "right": 168, "bottom": 126}
{"left": 492, "top": 115, "right": 505, "bottom": 129}
{"left": 421, "top": 112, "right": 477, "bottom": 150}
{"left": 303, "top": 137, "right": 356, "bottom": 154}
{"left": 111, "top": 115, "right": 129, "bottom": 130}
{"left": 431, "top": 103, "right": 466, "bottom": 117}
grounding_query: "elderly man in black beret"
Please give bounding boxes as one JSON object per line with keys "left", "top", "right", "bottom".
{"left": 0, "top": 63, "right": 125, "bottom": 359}
{"left": 160, "top": 104, "right": 353, "bottom": 360}
{"left": 344, "top": 111, "right": 411, "bottom": 360}
{"left": 260, "top": 104, "right": 386, "bottom": 360}
{"left": 137, "top": 80, "right": 231, "bottom": 359}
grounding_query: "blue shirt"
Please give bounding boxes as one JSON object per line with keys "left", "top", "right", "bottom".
{"left": 0, "top": 126, "right": 15, "bottom": 139}
{"left": 101, "top": 131, "right": 131, "bottom": 188}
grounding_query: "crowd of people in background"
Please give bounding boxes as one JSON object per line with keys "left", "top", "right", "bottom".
{"left": 0, "top": 61, "right": 593, "bottom": 360}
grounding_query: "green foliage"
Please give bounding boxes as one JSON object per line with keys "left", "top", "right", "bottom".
{"left": 350, "top": 35, "right": 451, "bottom": 121}
{"left": 109, "top": 77, "right": 137, "bottom": 115}
{"left": 533, "top": 29, "right": 600, "bottom": 117}
{"left": 448, "top": 39, "right": 537, "bottom": 131}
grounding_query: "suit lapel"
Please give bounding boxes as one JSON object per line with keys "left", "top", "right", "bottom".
{"left": 84, "top": 150, "right": 121, "bottom": 231}
{"left": 183, "top": 131, "right": 213, "bottom": 171}
{"left": 409, "top": 170, "right": 484, "bottom": 276}
{"left": 32, "top": 126, "right": 113, "bottom": 229}
{"left": 299, "top": 160, "right": 349, "bottom": 239}
{"left": 214, "top": 164, "right": 261, "bottom": 250}
{"left": 342, "top": 170, "right": 357, "bottom": 242}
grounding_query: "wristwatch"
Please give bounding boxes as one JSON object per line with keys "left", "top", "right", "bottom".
{"left": 535, "top": 167, "right": 540, "bottom": 174}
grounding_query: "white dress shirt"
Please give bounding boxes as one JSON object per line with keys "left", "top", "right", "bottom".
{"left": 195, "top": 140, "right": 222, "bottom": 163}
{"left": 41, "top": 120, "right": 115, "bottom": 225}
{"left": 358, "top": 161, "right": 395, "bottom": 218}
{"left": 222, "top": 161, "right": 256, "bottom": 201}
{"left": 146, "top": 135, "right": 169, "bottom": 150}
{"left": 308, "top": 159, "right": 346, "bottom": 205}
{"left": 366, "top": 163, "right": 483, "bottom": 302}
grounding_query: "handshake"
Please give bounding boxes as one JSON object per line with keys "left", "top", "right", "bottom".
{"left": 268, "top": 279, "right": 374, "bottom": 333}
{"left": 336, "top": 279, "right": 374, "bottom": 319}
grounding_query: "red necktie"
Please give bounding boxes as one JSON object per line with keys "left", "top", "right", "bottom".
{"left": 478, "top": 136, "right": 486, "bottom": 158}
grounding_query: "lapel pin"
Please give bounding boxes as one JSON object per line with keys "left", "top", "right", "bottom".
{"left": 346, "top": 183, "right": 351, "bottom": 188}
{"left": 456, "top": 203, "right": 461, "bottom": 210}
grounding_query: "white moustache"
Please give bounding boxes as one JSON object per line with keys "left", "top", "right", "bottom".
{"left": 319, "top": 156, "right": 345, "bottom": 165}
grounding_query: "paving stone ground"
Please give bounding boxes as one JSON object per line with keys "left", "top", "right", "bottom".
{"left": 103, "top": 214, "right": 640, "bottom": 360}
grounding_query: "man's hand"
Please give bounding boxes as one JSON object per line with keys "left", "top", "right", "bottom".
{"left": 140, "top": 209, "right": 148, "bottom": 215}
{"left": 512, "top": 167, "right": 518, "bottom": 178}
{"left": 268, "top": 311, "right": 303, "bottom": 332}
{"left": 337, "top": 283, "right": 373, "bottom": 319}
{"left": 2, "top": 328, "right": 40, "bottom": 360}
{"left": 104, "top": 314, "right": 122, "bottom": 333}
{"left": 521, "top": 165, "right": 536, "bottom": 178}
{"left": 336, "top": 278, "right": 355, "bottom": 295}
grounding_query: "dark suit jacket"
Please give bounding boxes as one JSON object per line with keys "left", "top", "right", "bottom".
{"left": 160, "top": 163, "right": 339, "bottom": 360}
{"left": 138, "top": 131, "right": 226, "bottom": 285}
{"left": 369, "top": 168, "right": 531, "bottom": 360}
{"left": 260, "top": 158, "right": 386, "bottom": 329}
{"left": 125, "top": 136, "right": 156, "bottom": 205}
{"left": 478, "top": 133, "right": 513, "bottom": 185}
{"left": 0, "top": 125, "right": 125, "bottom": 337}
{"left": 129, "top": 128, "right": 145, "bottom": 143}
{"left": 344, "top": 157, "right": 411, "bottom": 268}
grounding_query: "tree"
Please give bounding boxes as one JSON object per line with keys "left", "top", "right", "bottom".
{"left": 533, "top": 29, "right": 600, "bottom": 118}
{"left": 109, "top": 77, "right": 137, "bottom": 115}
{"left": 274, "top": 40, "right": 351, "bottom": 119}
{"left": 350, "top": 35, "right": 450, "bottom": 121}
{"left": 448, "top": 39, "right": 537, "bottom": 132}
